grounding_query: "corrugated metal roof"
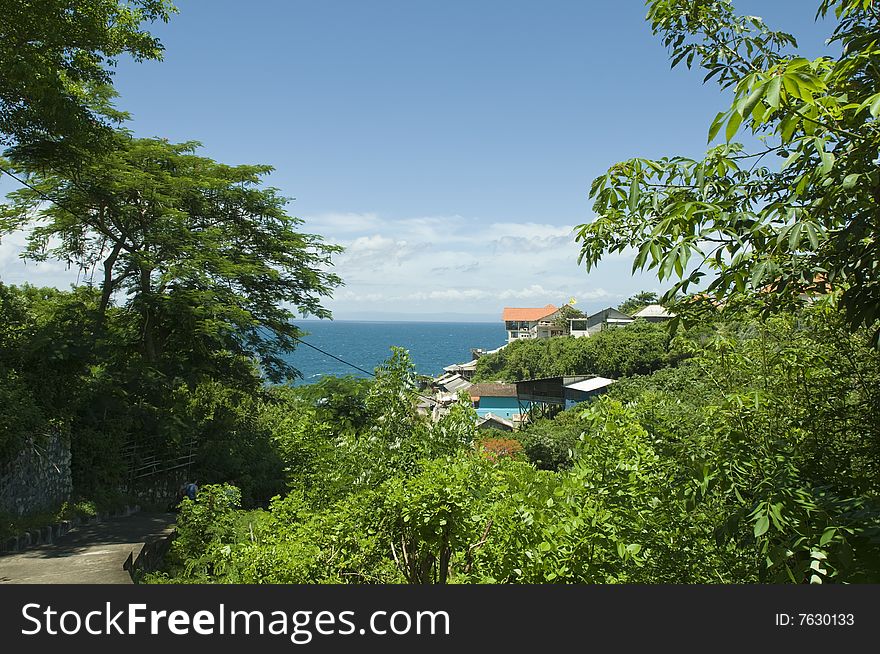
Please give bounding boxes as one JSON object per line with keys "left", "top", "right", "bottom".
{"left": 564, "top": 377, "right": 617, "bottom": 392}
{"left": 445, "top": 376, "right": 472, "bottom": 392}
{"left": 632, "top": 304, "right": 674, "bottom": 318}
{"left": 468, "top": 383, "right": 518, "bottom": 398}
{"left": 444, "top": 359, "right": 478, "bottom": 372}
{"left": 477, "top": 413, "right": 515, "bottom": 429}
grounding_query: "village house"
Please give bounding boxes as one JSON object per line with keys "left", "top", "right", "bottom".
{"left": 569, "top": 307, "right": 634, "bottom": 337}
{"left": 468, "top": 382, "right": 526, "bottom": 423}
{"left": 502, "top": 304, "right": 562, "bottom": 344}
{"left": 515, "top": 375, "right": 617, "bottom": 420}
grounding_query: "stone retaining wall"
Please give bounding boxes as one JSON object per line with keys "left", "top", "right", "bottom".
{"left": 0, "top": 432, "right": 71, "bottom": 517}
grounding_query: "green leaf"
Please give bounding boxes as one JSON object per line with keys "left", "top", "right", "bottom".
{"left": 740, "top": 84, "right": 765, "bottom": 119}
{"left": 708, "top": 111, "right": 727, "bottom": 143}
{"left": 765, "top": 76, "right": 782, "bottom": 109}
{"left": 726, "top": 112, "right": 743, "bottom": 142}
{"left": 628, "top": 178, "right": 641, "bottom": 212}
{"left": 750, "top": 261, "right": 767, "bottom": 288}
{"left": 868, "top": 94, "right": 880, "bottom": 118}
{"left": 660, "top": 252, "right": 676, "bottom": 281}
{"left": 804, "top": 222, "right": 820, "bottom": 249}
{"left": 819, "top": 528, "right": 836, "bottom": 546}
{"left": 842, "top": 173, "right": 859, "bottom": 189}
{"left": 754, "top": 515, "right": 770, "bottom": 537}
{"left": 788, "top": 222, "right": 803, "bottom": 250}
{"left": 781, "top": 150, "right": 802, "bottom": 171}
{"left": 819, "top": 150, "right": 835, "bottom": 176}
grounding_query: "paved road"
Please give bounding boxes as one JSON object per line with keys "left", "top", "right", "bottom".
{"left": 0, "top": 512, "right": 176, "bottom": 584}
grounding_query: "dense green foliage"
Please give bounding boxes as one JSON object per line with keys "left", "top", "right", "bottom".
{"left": 0, "top": 0, "right": 175, "bottom": 155}
{"left": 0, "top": 131, "right": 342, "bottom": 502}
{"left": 2, "top": 0, "right": 879, "bottom": 588}
{"left": 516, "top": 406, "right": 586, "bottom": 471}
{"left": 472, "top": 320, "right": 678, "bottom": 382}
{"left": 577, "top": 0, "right": 880, "bottom": 345}
{"left": 3, "top": 135, "right": 342, "bottom": 383}
{"left": 0, "top": 281, "right": 295, "bottom": 503}
{"left": 150, "top": 306, "right": 880, "bottom": 584}
{"left": 618, "top": 291, "right": 659, "bottom": 315}
{"left": 0, "top": 283, "right": 89, "bottom": 460}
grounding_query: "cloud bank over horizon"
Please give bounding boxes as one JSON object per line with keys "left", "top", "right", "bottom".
{"left": 0, "top": 210, "right": 663, "bottom": 321}
{"left": 301, "top": 211, "right": 662, "bottom": 320}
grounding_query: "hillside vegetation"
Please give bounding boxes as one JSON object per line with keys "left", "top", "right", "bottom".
{"left": 473, "top": 320, "right": 679, "bottom": 382}
{"left": 149, "top": 305, "right": 880, "bottom": 584}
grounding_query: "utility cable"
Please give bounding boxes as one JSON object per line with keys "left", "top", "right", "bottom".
{"left": 292, "top": 337, "right": 376, "bottom": 378}
{"left": 293, "top": 336, "right": 444, "bottom": 406}
{"left": 1, "top": 165, "right": 446, "bottom": 408}
{"left": 0, "top": 164, "right": 84, "bottom": 219}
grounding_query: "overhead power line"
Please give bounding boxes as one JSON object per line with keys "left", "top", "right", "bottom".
{"left": 293, "top": 336, "right": 442, "bottom": 406}
{"left": 292, "top": 337, "right": 376, "bottom": 378}
{"left": 0, "top": 164, "right": 84, "bottom": 219}
{"left": 0, "top": 164, "right": 444, "bottom": 408}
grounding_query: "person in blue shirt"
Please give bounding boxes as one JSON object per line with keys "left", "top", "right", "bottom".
{"left": 183, "top": 481, "right": 198, "bottom": 501}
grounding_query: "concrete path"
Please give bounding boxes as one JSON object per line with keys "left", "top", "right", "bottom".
{"left": 0, "top": 512, "right": 176, "bottom": 584}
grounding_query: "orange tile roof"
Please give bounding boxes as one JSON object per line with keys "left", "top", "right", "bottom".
{"left": 502, "top": 304, "right": 558, "bottom": 321}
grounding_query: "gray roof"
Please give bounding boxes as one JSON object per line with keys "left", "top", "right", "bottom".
{"left": 632, "top": 304, "right": 674, "bottom": 318}
{"left": 587, "top": 307, "right": 633, "bottom": 321}
{"left": 432, "top": 371, "right": 472, "bottom": 393}
{"left": 468, "top": 383, "right": 518, "bottom": 398}
{"left": 443, "top": 359, "right": 478, "bottom": 372}
{"left": 477, "top": 413, "right": 515, "bottom": 429}
{"left": 565, "top": 377, "right": 616, "bottom": 392}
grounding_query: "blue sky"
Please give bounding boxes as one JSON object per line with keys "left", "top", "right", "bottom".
{"left": 0, "top": 1, "right": 835, "bottom": 320}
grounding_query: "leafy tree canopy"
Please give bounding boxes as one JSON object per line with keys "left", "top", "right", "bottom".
{"left": 1, "top": 134, "right": 342, "bottom": 382}
{"left": 551, "top": 303, "right": 585, "bottom": 335}
{"left": 576, "top": 0, "right": 880, "bottom": 345}
{"left": 618, "top": 291, "right": 659, "bottom": 315}
{"left": 0, "top": 0, "right": 176, "bottom": 154}
{"left": 473, "top": 320, "right": 677, "bottom": 382}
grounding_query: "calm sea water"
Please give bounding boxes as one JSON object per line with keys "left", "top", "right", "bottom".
{"left": 284, "top": 320, "right": 506, "bottom": 384}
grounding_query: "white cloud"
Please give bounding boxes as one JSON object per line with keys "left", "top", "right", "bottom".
{"left": 1, "top": 210, "right": 665, "bottom": 320}
{"left": 0, "top": 228, "right": 82, "bottom": 288}
{"left": 301, "top": 211, "right": 664, "bottom": 318}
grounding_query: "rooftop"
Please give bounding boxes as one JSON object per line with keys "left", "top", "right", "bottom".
{"left": 632, "top": 304, "right": 674, "bottom": 318}
{"left": 564, "top": 377, "right": 617, "bottom": 392}
{"left": 502, "top": 304, "right": 558, "bottom": 322}
{"left": 468, "top": 383, "right": 518, "bottom": 398}
{"left": 477, "top": 413, "right": 515, "bottom": 429}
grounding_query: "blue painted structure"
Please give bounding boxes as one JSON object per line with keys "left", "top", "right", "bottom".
{"left": 474, "top": 396, "right": 529, "bottom": 421}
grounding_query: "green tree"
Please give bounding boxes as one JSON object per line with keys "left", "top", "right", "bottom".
{"left": 576, "top": 0, "right": 880, "bottom": 344}
{"left": 618, "top": 291, "right": 659, "bottom": 315}
{"left": 3, "top": 135, "right": 342, "bottom": 382}
{"left": 0, "top": 0, "right": 175, "bottom": 153}
{"left": 472, "top": 320, "right": 676, "bottom": 382}
{"left": 552, "top": 303, "right": 585, "bottom": 335}
{"left": 0, "top": 283, "right": 94, "bottom": 461}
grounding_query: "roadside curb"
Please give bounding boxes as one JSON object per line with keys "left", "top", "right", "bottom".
{"left": 0, "top": 504, "right": 142, "bottom": 555}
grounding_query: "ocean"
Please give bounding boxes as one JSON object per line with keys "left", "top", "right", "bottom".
{"left": 284, "top": 320, "right": 506, "bottom": 384}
